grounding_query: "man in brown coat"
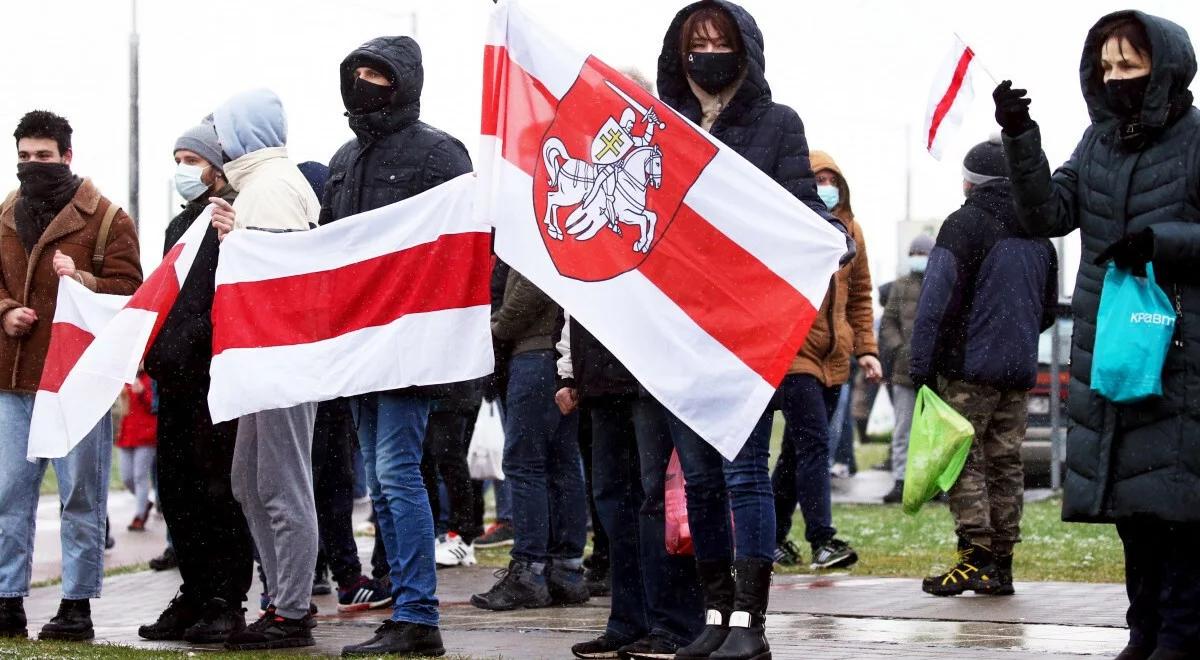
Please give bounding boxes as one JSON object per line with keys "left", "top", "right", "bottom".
{"left": 0, "top": 111, "right": 142, "bottom": 641}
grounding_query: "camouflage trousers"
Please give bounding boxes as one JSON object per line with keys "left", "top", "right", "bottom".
{"left": 941, "top": 379, "right": 1028, "bottom": 556}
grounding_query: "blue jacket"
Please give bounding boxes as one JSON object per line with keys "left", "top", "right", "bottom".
{"left": 910, "top": 179, "right": 1057, "bottom": 391}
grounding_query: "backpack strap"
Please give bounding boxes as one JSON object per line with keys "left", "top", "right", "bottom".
{"left": 92, "top": 202, "right": 120, "bottom": 274}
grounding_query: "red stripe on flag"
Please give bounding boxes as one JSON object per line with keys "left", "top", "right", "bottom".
{"left": 481, "top": 45, "right": 560, "bottom": 176}
{"left": 129, "top": 241, "right": 184, "bottom": 356}
{"left": 486, "top": 46, "right": 815, "bottom": 385}
{"left": 38, "top": 322, "right": 95, "bottom": 394}
{"left": 927, "top": 46, "right": 975, "bottom": 152}
{"left": 212, "top": 232, "right": 492, "bottom": 354}
{"left": 638, "top": 203, "right": 819, "bottom": 385}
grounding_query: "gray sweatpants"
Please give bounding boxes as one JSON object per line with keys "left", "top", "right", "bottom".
{"left": 891, "top": 385, "right": 916, "bottom": 481}
{"left": 231, "top": 404, "right": 318, "bottom": 619}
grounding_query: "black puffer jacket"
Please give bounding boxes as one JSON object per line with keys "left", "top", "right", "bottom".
{"left": 322, "top": 36, "right": 472, "bottom": 223}
{"left": 323, "top": 36, "right": 479, "bottom": 403}
{"left": 656, "top": 1, "right": 845, "bottom": 238}
{"left": 1003, "top": 10, "right": 1200, "bottom": 523}
{"left": 144, "top": 184, "right": 237, "bottom": 386}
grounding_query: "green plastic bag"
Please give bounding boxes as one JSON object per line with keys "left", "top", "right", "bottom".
{"left": 902, "top": 386, "right": 975, "bottom": 515}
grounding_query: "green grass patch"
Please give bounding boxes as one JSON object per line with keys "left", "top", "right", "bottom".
{"left": 777, "top": 496, "right": 1124, "bottom": 583}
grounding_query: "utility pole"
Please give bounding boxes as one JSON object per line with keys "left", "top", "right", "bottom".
{"left": 128, "top": 0, "right": 140, "bottom": 228}
{"left": 904, "top": 123, "right": 913, "bottom": 223}
{"left": 1049, "top": 236, "right": 1067, "bottom": 491}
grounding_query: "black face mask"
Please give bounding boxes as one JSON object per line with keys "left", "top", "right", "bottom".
{"left": 344, "top": 77, "right": 395, "bottom": 116}
{"left": 16, "top": 161, "right": 74, "bottom": 201}
{"left": 686, "top": 52, "right": 741, "bottom": 95}
{"left": 1105, "top": 75, "right": 1151, "bottom": 118}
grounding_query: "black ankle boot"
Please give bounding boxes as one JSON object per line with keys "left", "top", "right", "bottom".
{"left": 675, "top": 560, "right": 735, "bottom": 659}
{"left": 710, "top": 558, "right": 772, "bottom": 660}
{"left": 39, "top": 599, "right": 94, "bottom": 641}
{"left": 0, "top": 598, "right": 27, "bottom": 638}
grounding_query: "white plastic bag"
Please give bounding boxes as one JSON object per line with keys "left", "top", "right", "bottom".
{"left": 468, "top": 400, "right": 506, "bottom": 480}
{"left": 865, "top": 386, "right": 895, "bottom": 438}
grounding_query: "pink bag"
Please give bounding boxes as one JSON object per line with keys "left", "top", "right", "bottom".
{"left": 664, "top": 449, "right": 693, "bottom": 556}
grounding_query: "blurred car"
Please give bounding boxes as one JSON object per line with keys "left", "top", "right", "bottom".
{"left": 1024, "top": 304, "right": 1072, "bottom": 486}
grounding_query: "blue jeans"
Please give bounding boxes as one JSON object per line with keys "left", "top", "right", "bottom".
{"left": 0, "top": 392, "right": 112, "bottom": 599}
{"left": 722, "top": 411, "right": 776, "bottom": 561}
{"left": 502, "top": 351, "right": 586, "bottom": 564}
{"left": 772, "top": 374, "right": 839, "bottom": 547}
{"left": 629, "top": 395, "right": 706, "bottom": 645}
{"left": 354, "top": 392, "right": 438, "bottom": 627}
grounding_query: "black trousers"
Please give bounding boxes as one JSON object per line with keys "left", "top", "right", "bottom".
{"left": 1118, "top": 518, "right": 1200, "bottom": 654}
{"left": 420, "top": 409, "right": 482, "bottom": 543}
{"left": 312, "top": 399, "right": 363, "bottom": 588}
{"left": 577, "top": 409, "right": 609, "bottom": 565}
{"left": 155, "top": 379, "right": 253, "bottom": 605}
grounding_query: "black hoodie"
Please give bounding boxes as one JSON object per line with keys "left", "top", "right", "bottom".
{"left": 323, "top": 35, "right": 479, "bottom": 406}
{"left": 321, "top": 36, "right": 472, "bottom": 224}
{"left": 656, "top": 1, "right": 841, "bottom": 231}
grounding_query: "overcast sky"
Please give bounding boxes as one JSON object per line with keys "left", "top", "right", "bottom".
{"left": 3, "top": 0, "right": 1198, "bottom": 297}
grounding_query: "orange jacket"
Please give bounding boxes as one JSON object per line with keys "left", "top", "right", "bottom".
{"left": 788, "top": 151, "right": 877, "bottom": 386}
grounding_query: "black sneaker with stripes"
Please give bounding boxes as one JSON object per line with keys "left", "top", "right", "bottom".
{"left": 337, "top": 576, "right": 393, "bottom": 613}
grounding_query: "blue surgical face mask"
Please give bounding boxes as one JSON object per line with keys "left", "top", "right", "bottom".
{"left": 908, "top": 255, "right": 929, "bottom": 274}
{"left": 817, "top": 184, "right": 840, "bottom": 211}
{"left": 174, "top": 163, "right": 209, "bottom": 201}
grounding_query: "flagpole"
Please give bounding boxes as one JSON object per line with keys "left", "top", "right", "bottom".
{"left": 954, "top": 32, "right": 1000, "bottom": 85}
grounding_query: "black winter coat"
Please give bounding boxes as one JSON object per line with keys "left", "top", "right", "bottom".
{"left": 144, "top": 185, "right": 237, "bottom": 386}
{"left": 656, "top": 1, "right": 844, "bottom": 235}
{"left": 560, "top": 317, "right": 639, "bottom": 401}
{"left": 910, "top": 180, "right": 1058, "bottom": 391}
{"left": 323, "top": 36, "right": 479, "bottom": 405}
{"left": 322, "top": 36, "right": 473, "bottom": 223}
{"left": 1003, "top": 10, "right": 1200, "bottom": 523}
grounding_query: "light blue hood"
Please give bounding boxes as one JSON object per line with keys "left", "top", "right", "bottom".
{"left": 213, "top": 88, "right": 288, "bottom": 161}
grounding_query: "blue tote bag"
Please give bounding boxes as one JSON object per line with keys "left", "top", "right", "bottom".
{"left": 1091, "top": 263, "right": 1177, "bottom": 403}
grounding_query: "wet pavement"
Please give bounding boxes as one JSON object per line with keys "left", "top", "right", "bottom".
{"left": 22, "top": 488, "right": 1126, "bottom": 658}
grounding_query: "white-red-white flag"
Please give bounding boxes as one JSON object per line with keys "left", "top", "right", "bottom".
{"left": 925, "top": 35, "right": 978, "bottom": 160}
{"left": 479, "top": 1, "right": 845, "bottom": 459}
{"left": 28, "top": 212, "right": 210, "bottom": 459}
{"left": 207, "top": 173, "right": 493, "bottom": 423}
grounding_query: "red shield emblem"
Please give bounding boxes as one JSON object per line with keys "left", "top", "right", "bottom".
{"left": 532, "top": 57, "right": 717, "bottom": 282}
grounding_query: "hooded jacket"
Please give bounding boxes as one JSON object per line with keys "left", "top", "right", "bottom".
{"left": 788, "top": 151, "right": 877, "bottom": 386}
{"left": 1002, "top": 10, "right": 1200, "bottom": 523}
{"left": 910, "top": 180, "right": 1057, "bottom": 391}
{"left": 324, "top": 36, "right": 477, "bottom": 404}
{"left": 215, "top": 89, "right": 319, "bottom": 232}
{"left": 656, "top": 1, "right": 843, "bottom": 234}
{"left": 322, "top": 36, "right": 472, "bottom": 223}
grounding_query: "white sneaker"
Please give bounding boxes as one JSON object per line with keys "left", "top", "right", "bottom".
{"left": 435, "top": 532, "right": 477, "bottom": 567}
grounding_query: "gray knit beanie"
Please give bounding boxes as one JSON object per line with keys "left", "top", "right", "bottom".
{"left": 909, "top": 234, "right": 935, "bottom": 255}
{"left": 173, "top": 120, "right": 223, "bottom": 172}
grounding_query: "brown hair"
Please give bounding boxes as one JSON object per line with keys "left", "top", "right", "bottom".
{"left": 678, "top": 6, "right": 741, "bottom": 62}
{"left": 1095, "top": 17, "right": 1152, "bottom": 82}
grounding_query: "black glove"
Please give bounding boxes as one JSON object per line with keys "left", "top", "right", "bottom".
{"left": 1094, "top": 228, "right": 1154, "bottom": 274}
{"left": 993, "top": 80, "right": 1035, "bottom": 136}
{"left": 840, "top": 232, "right": 857, "bottom": 266}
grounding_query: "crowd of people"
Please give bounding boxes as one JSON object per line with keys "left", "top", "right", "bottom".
{"left": 0, "top": 2, "right": 1198, "bottom": 659}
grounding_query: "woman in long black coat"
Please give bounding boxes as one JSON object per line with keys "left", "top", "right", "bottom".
{"left": 996, "top": 11, "right": 1200, "bottom": 659}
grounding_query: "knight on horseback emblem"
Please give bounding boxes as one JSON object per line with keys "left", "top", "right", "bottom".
{"left": 541, "top": 81, "right": 665, "bottom": 254}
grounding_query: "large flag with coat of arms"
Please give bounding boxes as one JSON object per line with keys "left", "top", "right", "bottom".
{"left": 478, "top": 0, "right": 846, "bottom": 458}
